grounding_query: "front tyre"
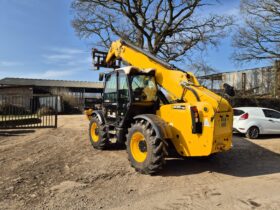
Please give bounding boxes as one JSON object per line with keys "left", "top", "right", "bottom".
{"left": 89, "top": 117, "right": 109, "bottom": 150}
{"left": 126, "top": 120, "right": 166, "bottom": 175}
{"left": 245, "top": 126, "right": 259, "bottom": 139}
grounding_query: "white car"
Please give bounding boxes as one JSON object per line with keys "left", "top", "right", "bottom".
{"left": 233, "top": 107, "right": 280, "bottom": 139}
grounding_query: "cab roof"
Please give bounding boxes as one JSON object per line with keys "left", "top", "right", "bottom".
{"left": 115, "top": 66, "right": 155, "bottom": 75}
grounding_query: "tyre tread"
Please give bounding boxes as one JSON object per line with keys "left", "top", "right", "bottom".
{"left": 126, "top": 120, "right": 166, "bottom": 175}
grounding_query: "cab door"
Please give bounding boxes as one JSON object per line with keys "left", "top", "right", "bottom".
{"left": 103, "top": 72, "right": 118, "bottom": 124}
{"left": 117, "top": 71, "right": 130, "bottom": 124}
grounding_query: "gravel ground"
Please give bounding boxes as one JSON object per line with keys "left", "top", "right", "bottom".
{"left": 0, "top": 115, "right": 280, "bottom": 210}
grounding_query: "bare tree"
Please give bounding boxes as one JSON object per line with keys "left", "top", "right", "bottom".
{"left": 72, "top": 0, "right": 232, "bottom": 62}
{"left": 233, "top": 0, "right": 280, "bottom": 62}
{"left": 188, "top": 58, "right": 218, "bottom": 87}
{"left": 190, "top": 59, "right": 216, "bottom": 76}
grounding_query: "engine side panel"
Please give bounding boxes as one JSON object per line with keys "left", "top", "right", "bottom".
{"left": 157, "top": 103, "right": 232, "bottom": 156}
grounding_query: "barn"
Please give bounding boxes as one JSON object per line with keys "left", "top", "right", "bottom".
{"left": 0, "top": 77, "right": 103, "bottom": 113}
{"left": 198, "top": 62, "right": 280, "bottom": 98}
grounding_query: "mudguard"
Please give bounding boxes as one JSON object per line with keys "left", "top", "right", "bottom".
{"left": 134, "top": 114, "right": 172, "bottom": 140}
{"left": 91, "top": 110, "right": 105, "bottom": 124}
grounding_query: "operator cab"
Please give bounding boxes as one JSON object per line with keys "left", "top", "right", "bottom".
{"left": 102, "top": 66, "right": 159, "bottom": 127}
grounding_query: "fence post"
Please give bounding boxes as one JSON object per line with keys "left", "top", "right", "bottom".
{"left": 55, "top": 96, "right": 58, "bottom": 128}
{"left": 274, "top": 61, "right": 280, "bottom": 99}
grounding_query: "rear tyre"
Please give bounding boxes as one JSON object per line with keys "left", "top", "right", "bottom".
{"left": 245, "top": 126, "right": 259, "bottom": 139}
{"left": 89, "top": 116, "right": 109, "bottom": 150}
{"left": 126, "top": 120, "right": 166, "bottom": 175}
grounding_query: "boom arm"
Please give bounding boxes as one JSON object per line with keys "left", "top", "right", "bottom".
{"left": 105, "top": 40, "right": 200, "bottom": 102}
{"left": 97, "top": 39, "right": 230, "bottom": 111}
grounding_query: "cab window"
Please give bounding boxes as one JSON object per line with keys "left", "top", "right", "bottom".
{"left": 118, "top": 72, "right": 129, "bottom": 103}
{"left": 104, "top": 73, "right": 117, "bottom": 103}
{"left": 131, "top": 75, "right": 157, "bottom": 102}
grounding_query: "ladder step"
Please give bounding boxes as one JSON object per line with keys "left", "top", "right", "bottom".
{"left": 110, "top": 138, "right": 117, "bottom": 143}
{"left": 109, "top": 130, "right": 116, "bottom": 134}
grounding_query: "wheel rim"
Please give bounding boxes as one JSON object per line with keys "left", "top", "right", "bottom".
{"left": 130, "top": 131, "right": 147, "bottom": 163}
{"left": 90, "top": 122, "right": 99, "bottom": 142}
{"left": 250, "top": 128, "right": 258, "bottom": 138}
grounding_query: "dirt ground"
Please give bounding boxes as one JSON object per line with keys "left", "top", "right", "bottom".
{"left": 0, "top": 115, "right": 280, "bottom": 210}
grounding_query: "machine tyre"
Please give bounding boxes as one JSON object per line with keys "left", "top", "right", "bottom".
{"left": 89, "top": 116, "right": 109, "bottom": 150}
{"left": 245, "top": 126, "right": 259, "bottom": 139}
{"left": 126, "top": 119, "right": 166, "bottom": 175}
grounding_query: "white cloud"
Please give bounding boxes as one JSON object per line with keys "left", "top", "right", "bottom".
{"left": 27, "top": 69, "right": 77, "bottom": 79}
{"left": 226, "top": 8, "right": 240, "bottom": 16}
{"left": 0, "top": 61, "right": 23, "bottom": 67}
{"left": 0, "top": 69, "right": 82, "bottom": 80}
{"left": 43, "top": 54, "right": 73, "bottom": 61}
{"left": 0, "top": 46, "right": 93, "bottom": 80}
{"left": 49, "top": 47, "right": 86, "bottom": 55}
{"left": 225, "top": 8, "right": 242, "bottom": 23}
{"left": 64, "top": 56, "right": 92, "bottom": 66}
{"left": 43, "top": 47, "right": 90, "bottom": 64}
{"left": 40, "top": 70, "right": 74, "bottom": 79}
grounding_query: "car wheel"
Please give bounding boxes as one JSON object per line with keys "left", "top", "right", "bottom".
{"left": 245, "top": 126, "right": 259, "bottom": 139}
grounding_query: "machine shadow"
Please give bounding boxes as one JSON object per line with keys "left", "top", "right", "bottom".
{"left": 0, "top": 130, "right": 35, "bottom": 137}
{"left": 161, "top": 137, "right": 280, "bottom": 177}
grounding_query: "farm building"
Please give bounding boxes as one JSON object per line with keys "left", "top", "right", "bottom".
{"left": 198, "top": 61, "right": 280, "bottom": 98}
{"left": 0, "top": 78, "right": 103, "bottom": 113}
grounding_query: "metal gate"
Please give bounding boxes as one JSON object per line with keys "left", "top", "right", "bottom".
{"left": 0, "top": 95, "right": 58, "bottom": 129}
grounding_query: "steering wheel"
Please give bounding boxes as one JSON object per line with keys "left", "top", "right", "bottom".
{"left": 134, "top": 87, "right": 147, "bottom": 101}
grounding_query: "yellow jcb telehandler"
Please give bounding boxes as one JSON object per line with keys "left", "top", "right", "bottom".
{"left": 85, "top": 40, "right": 235, "bottom": 174}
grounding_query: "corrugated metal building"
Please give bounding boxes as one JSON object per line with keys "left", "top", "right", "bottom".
{"left": 0, "top": 78, "right": 103, "bottom": 113}
{"left": 198, "top": 62, "right": 280, "bottom": 98}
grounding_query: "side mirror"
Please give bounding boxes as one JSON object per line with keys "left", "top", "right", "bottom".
{"left": 223, "top": 83, "right": 235, "bottom": 97}
{"left": 99, "top": 73, "right": 104, "bottom": 81}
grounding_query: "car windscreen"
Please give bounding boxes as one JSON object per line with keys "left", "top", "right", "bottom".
{"left": 233, "top": 109, "right": 245, "bottom": 116}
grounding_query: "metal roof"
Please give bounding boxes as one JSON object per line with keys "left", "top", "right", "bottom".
{"left": 0, "top": 77, "right": 103, "bottom": 89}
{"left": 198, "top": 73, "right": 223, "bottom": 80}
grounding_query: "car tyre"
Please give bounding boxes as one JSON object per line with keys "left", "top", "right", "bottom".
{"left": 245, "top": 126, "right": 259, "bottom": 139}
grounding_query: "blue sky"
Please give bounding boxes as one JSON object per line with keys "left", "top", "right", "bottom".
{"left": 0, "top": 0, "right": 270, "bottom": 81}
